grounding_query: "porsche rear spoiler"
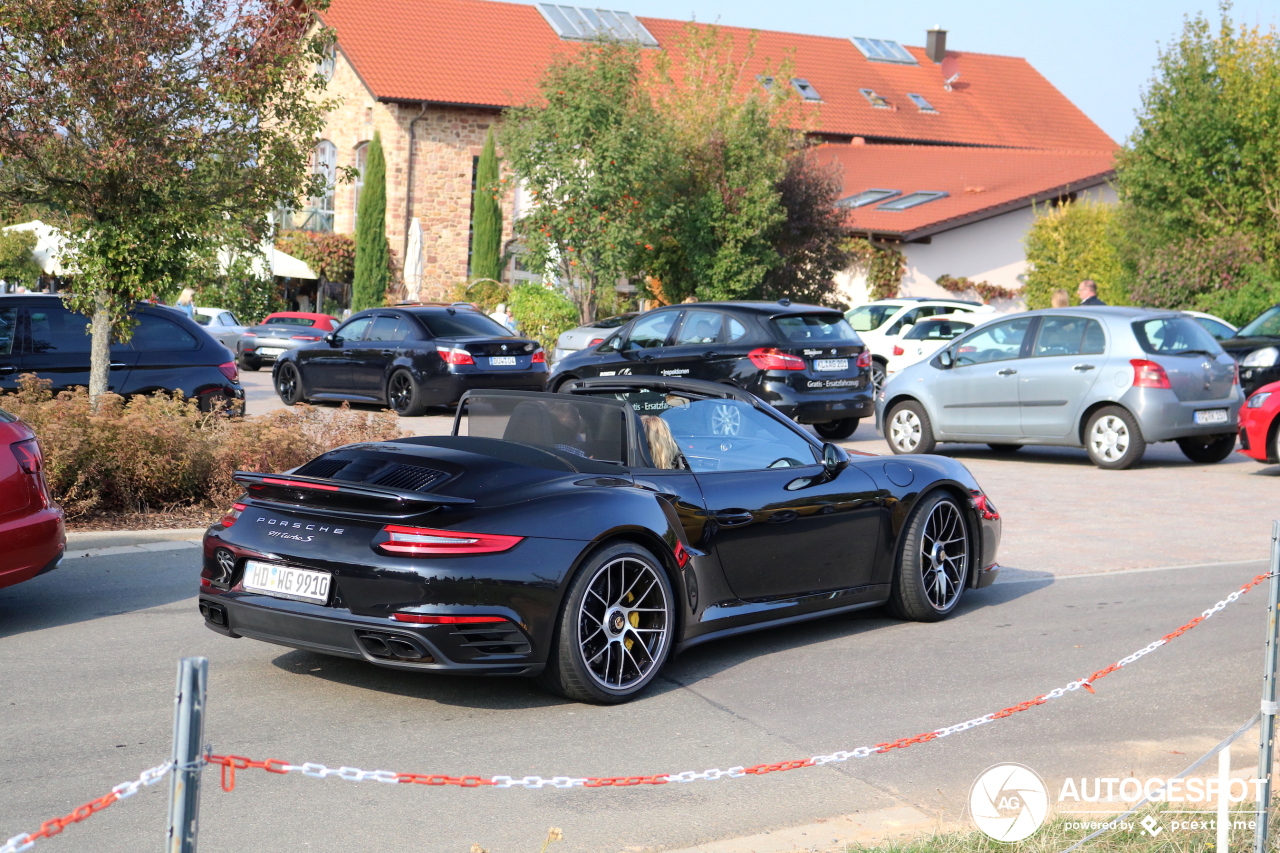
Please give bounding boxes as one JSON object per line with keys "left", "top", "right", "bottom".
{"left": 232, "top": 471, "right": 474, "bottom": 517}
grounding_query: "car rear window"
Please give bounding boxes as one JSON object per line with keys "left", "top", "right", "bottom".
{"left": 593, "top": 314, "right": 635, "bottom": 329}
{"left": 265, "top": 316, "right": 319, "bottom": 327}
{"left": 1132, "top": 317, "right": 1223, "bottom": 356}
{"left": 845, "top": 304, "right": 898, "bottom": 332}
{"left": 422, "top": 311, "right": 513, "bottom": 339}
{"left": 771, "top": 314, "right": 858, "bottom": 344}
{"left": 128, "top": 314, "right": 199, "bottom": 351}
{"left": 460, "top": 394, "right": 627, "bottom": 464}
{"left": 1239, "top": 306, "right": 1280, "bottom": 338}
{"left": 904, "top": 318, "right": 973, "bottom": 340}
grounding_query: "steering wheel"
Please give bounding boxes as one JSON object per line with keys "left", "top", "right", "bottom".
{"left": 767, "top": 457, "right": 805, "bottom": 469}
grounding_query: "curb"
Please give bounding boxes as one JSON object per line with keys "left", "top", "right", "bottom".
{"left": 64, "top": 528, "right": 206, "bottom": 559}
{"left": 659, "top": 805, "right": 949, "bottom": 853}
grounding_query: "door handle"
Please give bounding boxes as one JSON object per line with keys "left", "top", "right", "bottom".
{"left": 1072, "top": 363, "right": 1096, "bottom": 371}
{"left": 703, "top": 351, "right": 719, "bottom": 359}
{"left": 109, "top": 362, "right": 127, "bottom": 370}
{"left": 997, "top": 368, "right": 1018, "bottom": 376}
{"left": 381, "top": 350, "right": 395, "bottom": 357}
{"left": 0, "top": 366, "right": 15, "bottom": 374}
{"left": 343, "top": 351, "right": 354, "bottom": 358}
{"left": 713, "top": 509, "right": 754, "bottom": 527}
{"left": 640, "top": 354, "right": 654, "bottom": 362}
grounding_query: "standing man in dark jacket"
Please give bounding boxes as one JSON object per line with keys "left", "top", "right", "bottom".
{"left": 1077, "top": 280, "right": 1106, "bottom": 306}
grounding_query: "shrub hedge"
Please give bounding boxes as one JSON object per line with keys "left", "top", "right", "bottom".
{"left": 1, "top": 375, "right": 404, "bottom": 517}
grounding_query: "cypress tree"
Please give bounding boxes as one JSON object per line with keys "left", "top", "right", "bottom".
{"left": 352, "top": 130, "right": 389, "bottom": 311}
{"left": 470, "top": 127, "right": 503, "bottom": 284}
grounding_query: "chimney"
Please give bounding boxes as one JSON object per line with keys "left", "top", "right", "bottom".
{"left": 926, "top": 28, "right": 947, "bottom": 63}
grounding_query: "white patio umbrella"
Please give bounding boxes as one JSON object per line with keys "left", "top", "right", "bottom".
{"left": 404, "top": 217, "right": 423, "bottom": 302}
{"left": 1, "top": 220, "right": 73, "bottom": 275}
{"left": 215, "top": 244, "right": 318, "bottom": 279}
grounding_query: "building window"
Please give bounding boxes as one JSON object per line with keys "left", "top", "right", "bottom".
{"left": 860, "top": 88, "right": 891, "bottom": 109}
{"left": 837, "top": 189, "right": 901, "bottom": 209}
{"left": 790, "top": 78, "right": 822, "bottom": 101}
{"left": 352, "top": 143, "right": 368, "bottom": 223}
{"left": 280, "top": 140, "right": 337, "bottom": 232}
{"left": 907, "top": 93, "right": 938, "bottom": 113}
{"left": 877, "top": 191, "right": 949, "bottom": 210}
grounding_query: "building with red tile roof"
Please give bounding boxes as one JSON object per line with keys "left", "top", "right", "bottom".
{"left": 297, "top": 0, "right": 1117, "bottom": 306}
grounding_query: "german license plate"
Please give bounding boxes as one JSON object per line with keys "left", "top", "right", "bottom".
{"left": 257, "top": 347, "right": 285, "bottom": 356}
{"left": 489, "top": 356, "right": 517, "bottom": 366}
{"left": 1194, "top": 408, "right": 1228, "bottom": 425}
{"left": 242, "top": 560, "right": 331, "bottom": 604}
{"left": 814, "top": 358, "right": 849, "bottom": 372}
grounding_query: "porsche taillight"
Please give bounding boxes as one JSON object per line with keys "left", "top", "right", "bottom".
{"left": 378, "top": 525, "right": 524, "bottom": 556}
{"left": 220, "top": 502, "right": 247, "bottom": 528}
{"left": 748, "top": 347, "right": 805, "bottom": 370}
{"left": 391, "top": 613, "right": 509, "bottom": 624}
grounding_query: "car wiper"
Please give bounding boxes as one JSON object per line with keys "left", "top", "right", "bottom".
{"left": 1173, "top": 349, "right": 1217, "bottom": 357}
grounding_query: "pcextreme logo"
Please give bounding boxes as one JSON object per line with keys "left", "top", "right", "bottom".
{"left": 969, "top": 763, "right": 1050, "bottom": 842}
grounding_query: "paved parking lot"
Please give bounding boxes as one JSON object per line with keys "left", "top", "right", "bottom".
{"left": 2, "top": 370, "right": 1273, "bottom": 853}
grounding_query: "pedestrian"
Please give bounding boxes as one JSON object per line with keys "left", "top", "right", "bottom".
{"left": 175, "top": 287, "right": 197, "bottom": 317}
{"left": 489, "top": 302, "right": 515, "bottom": 331}
{"left": 1077, "top": 280, "right": 1105, "bottom": 306}
{"left": 1051, "top": 289, "right": 1070, "bottom": 308}
{"left": 682, "top": 295, "right": 698, "bottom": 304}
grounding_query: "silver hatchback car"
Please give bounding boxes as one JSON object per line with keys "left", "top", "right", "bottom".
{"left": 876, "top": 307, "right": 1243, "bottom": 469}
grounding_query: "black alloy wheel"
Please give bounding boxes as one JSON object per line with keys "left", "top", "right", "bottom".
{"left": 1176, "top": 433, "right": 1236, "bottom": 464}
{"left": 889, "top": 490, "right": 970, "bottom": 622}
{"left": 275, "top": 363, "right": 303, "bottom": 406}
{"left": 814, "top": 418, "right": 860, "bottom": 440}
{"left": 387, "top": 369, "right": 427, "bottom": 417}
{"left": 539, "top": 541, "right": 675, "bottom": 704}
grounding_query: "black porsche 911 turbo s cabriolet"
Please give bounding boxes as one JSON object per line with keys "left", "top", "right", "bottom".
{"left": 199, "top": 377, "right": 1001, "bottom": 703}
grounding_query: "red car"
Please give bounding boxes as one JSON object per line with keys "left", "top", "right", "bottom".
{"left": 1239, "top": 380, "right": 1280, "bottom": 463}
{"left": 259, "top": 312, "right": 339, "bottom": 332}
{"left": 0, "top": 409, "right": 64, "bottom": 589}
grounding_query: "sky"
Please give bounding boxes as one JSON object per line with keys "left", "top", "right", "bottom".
{"left": 614, "top": 0, "right": 1280, "bottom": 145}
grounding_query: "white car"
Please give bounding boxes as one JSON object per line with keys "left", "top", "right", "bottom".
{"left": 193, "top": 307, "right": 246, "bottom": 352}
{"left": 845, "top": 298, "right": 991, "bottom": 391}
{"left": 1181, "top": 310, "right": 1237, "bottom": 342}
{"left": 885, "top": 313, "right": 993, "bottom": 377}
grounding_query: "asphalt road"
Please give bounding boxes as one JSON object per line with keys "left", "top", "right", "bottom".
{"left": 1, "top": 371, "right": 1274, "bottom": 852}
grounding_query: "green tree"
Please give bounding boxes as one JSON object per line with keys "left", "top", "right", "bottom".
{"left": 470, "top": 128, "right": 504, "bottom": 285}
{"left": 0, "top": 229, "right": 40, "bottom": 286}
{"left": 0, "top": 0, "right": 333, "bottom": 399}
{"left": 760, "top": 152, "right": 851, "bottom": 305}
{"left": 1023, "top": 200, "right": 1127, "bottom": 308}
{"left": 1117, "top": 9, "right": 1280, "bottom": 268}
{"left": 644, "top": 24, "right": 797, "bottom": 303}
{"left": 351, "top": 130, "right": 389, "bottom": 311}
{"left": 509, "top": 283, "right": 579, "bottom": 353}
{"left": 500, "top": 40, "right": 665, "bottom": 323}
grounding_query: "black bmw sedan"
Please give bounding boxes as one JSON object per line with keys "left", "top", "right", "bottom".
{"left": 272, "top": 304, "right": 547, "bottom": 415}
{"left": 548, "top": 301, "right": 874, "bottom": 439}
{"left": 200, "top": 377, "right": 1001, "bottom": 703}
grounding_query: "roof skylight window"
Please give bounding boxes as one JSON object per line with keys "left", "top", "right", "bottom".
{"left": 907, "top": 93, "right": 937, "bottom": 113}
{"left": 790, "top": 78, "right": 822, "bottom": 101}
{"left": 877, "top": 191, "right": 949, "bottom": 210}
{"left": 860, "top": 88, "right": 891, "bottom": 109}
{"left": 538, "top": 4, "right": 660, "bottom": 47}
{"left": 837, "top": 189, "right": 900, "bottom": 209}
{"left": 851, "top": 37, "right": 917, "bottom": 64}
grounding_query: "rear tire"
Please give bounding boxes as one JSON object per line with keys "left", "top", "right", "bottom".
{"left": 387, "top": 369, "right": 427, "bottom": 417}
{"left": 870, "top": 360, "right": 887, "bottom": 395}
{"left": 275, "top": 362, "right": 304, "bottom": 406}
{"left": 888, "top": 491, "right": 970, "bottom": 622}
{"left": 1177, "top": 433, "right": 1236, "bottom": 464}
{"left": 237, "top": 358, "right": 261, "bottom": 372}
{"left": 551, "top": 374, "right": 579, "bottom": 393}
{"left": 1085, "top": 406, "right": 1145, "bottom": 469}
{"left": 886, "top": 400, "right": 936, "bottom": 455}
{"left": 814, "top": 418, "right": 859, "bottom": 440}
{"left": 538, "top": 541, "right": 675, "bottom": 704}
{"left": 987, "top": 443, "right": 1022, "bottom": 454}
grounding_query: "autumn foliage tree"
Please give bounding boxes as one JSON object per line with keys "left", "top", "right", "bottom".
{"left": 0, "top": 0, "right": 333, "bottom": 399}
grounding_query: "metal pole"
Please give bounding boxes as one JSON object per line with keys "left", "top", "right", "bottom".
{"left": 1221, "top": 745, "right": 1232, "bottom": 853}
{"left": 1255, "top": 522, "right": 1280, "bottom": 853}
{"left": 166, "top": 657, "right": 208, "bottom": 853}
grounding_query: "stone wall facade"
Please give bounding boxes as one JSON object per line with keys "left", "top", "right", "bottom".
{"left": 310, "top": 51, "right": 517, "bottom": 302}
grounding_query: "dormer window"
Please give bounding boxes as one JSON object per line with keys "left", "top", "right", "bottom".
{"left": 860, "top": 88, "right": 891, "bottom": 109}
{"left": 790, "top": 78, "right": 822, "bottom": 101}
{"left": 907, "top": 93, "right": 937, "bottom": 113}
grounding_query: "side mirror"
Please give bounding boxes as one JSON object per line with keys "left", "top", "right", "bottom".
{"left": 937, "top": 349, "right": 954, "bottom": 368}
{"left": 822, "top": 442, "right": 849, "bottom": 479}
{"left": 325, "top": 333, "right": 343, "bottom": 346}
